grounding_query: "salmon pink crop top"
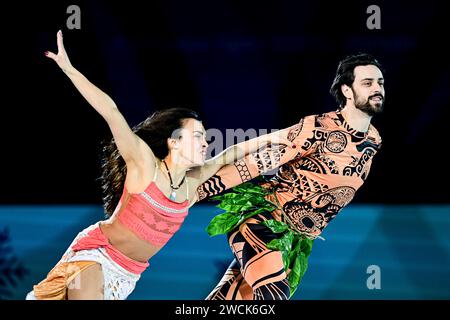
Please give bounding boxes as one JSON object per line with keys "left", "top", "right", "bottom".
{"left": 115, "top": 163, "right": 190, "bottom": 248}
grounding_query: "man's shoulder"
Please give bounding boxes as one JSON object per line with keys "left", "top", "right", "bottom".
{"left": 368, "top": 124, "right": 382, "bottom": 145}
{"left": 302, "top": 110, "right": 382, "bottom": 145}
{"left": 302, "top": 110, "right": 338, "bottom": 128}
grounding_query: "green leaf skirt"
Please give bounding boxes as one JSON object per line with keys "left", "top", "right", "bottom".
{"left": 206, "top": 179, "right": 314, "bottom": 298}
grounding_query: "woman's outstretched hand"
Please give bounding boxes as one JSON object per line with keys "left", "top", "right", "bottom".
{"left": 44, "top": 30, "right": 74, "bottom": 74}
{"left": 265, "top": 133, "right": 297, "bottom": 149}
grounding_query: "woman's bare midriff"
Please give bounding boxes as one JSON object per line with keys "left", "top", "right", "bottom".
{"left": 99, "top": 219, "right": 162, "bottom": 263}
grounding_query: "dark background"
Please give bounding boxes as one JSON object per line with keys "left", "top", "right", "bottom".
{"left": 1, "top": 0, "right": 449, "bottom": 205}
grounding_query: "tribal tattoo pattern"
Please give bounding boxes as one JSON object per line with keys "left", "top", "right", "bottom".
{"left": 287, "top": 118, "right": 304, "bottom": 142}
{"left": 200, "top": 110, "right": 382, "bottom": 299}
{"left": 198, "top": 110, "right": 382, "bottom": 238}
{"left": 253, "top": 143, "right": 287, "bottom": 174}
{"left": 235, "top": 159, "right": 252, "bottom": 182}
{"left": 206, "top": 211, "right": 290, "bottom": 300}
{"left": 281, "top": 186, "right": 356, "bottom": 237}
{"left": 197, "top": 175, "right": 226, "bottom": 201}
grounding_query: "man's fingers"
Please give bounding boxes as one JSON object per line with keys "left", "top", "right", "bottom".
{"left": 44, "top": 51, "right": 57, "bottom": 60}
{"left": 56, "top": 30, "right": 64, "bottom": 53}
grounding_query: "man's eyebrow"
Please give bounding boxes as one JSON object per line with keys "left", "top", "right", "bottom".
{"left": 360, "top": 78, "right": 384, "bottom": 81}
{"left": 193, "top": 130, "right": 205, "bottom": 134}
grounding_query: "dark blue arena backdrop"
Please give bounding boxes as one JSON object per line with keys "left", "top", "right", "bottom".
{"left": 0, "top": 0, "right": 449, "bottom": 301}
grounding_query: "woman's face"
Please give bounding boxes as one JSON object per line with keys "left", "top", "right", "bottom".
{"left": 171, "top": 118, "right": 208, "bottom": 167}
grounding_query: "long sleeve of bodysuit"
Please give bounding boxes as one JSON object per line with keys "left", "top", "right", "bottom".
{"left": 196, "top": 115, "right": 316, "bottom": 201}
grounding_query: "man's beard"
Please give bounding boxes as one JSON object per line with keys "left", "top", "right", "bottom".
{"left": 354, "top": 92, "right": 384, "bottom": 116}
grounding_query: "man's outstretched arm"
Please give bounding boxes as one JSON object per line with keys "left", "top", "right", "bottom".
{"left": 196, "top": 116, "right": 316, "bottom": 201}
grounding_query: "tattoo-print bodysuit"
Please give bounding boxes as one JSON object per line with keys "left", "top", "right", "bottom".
{"left": 199, "top": 110, "right": 382, "bottom": 300}
{"left": 198, "top": 110, "right": 382, "bottom": 239}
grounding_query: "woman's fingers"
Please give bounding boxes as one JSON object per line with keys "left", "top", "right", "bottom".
{"left": 269, "top": 135, "right": 296, "bottom": 148}
{"left": 44, "top": 30, "right": 73, "bottom": 72}
{"left": 56, "top": 30, "right": 64, "bottom": 53}
{"left": 282, "top": 138, "right": 296, "bottom": 148}
{"left": 44, "top": 51, "right": 57, "bottom": 61}
{"left": 44, "top": 30, "right": 64, "bottom": 61}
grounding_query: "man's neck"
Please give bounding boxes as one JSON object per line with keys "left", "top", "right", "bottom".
{"left": 340, "top": 105, "right": 372, "bottom": 132}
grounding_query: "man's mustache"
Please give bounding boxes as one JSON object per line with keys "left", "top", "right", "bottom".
{"left": 369, "top": 94, "right": 384, "bottom": 100}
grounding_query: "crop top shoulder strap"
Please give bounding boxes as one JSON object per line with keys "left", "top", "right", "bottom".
{"left": 152, "top": 160, "right": 159, "bottom": 182}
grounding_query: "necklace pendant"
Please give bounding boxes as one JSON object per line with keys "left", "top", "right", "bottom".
{"left": 169, "top": 190, "right": 177, "bottom": 201}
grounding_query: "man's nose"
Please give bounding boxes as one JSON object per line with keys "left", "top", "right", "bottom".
{"left": 372, "top": 82, "right": 382, "bottom": 92}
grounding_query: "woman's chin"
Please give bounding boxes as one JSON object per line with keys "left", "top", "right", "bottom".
{"left": 189, "top": 159, "right": 205, "bottom": 167}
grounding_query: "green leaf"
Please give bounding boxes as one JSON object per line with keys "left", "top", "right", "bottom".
{"left": 245, "top": 187, "right": 267, "bottom": 194}
{"left": 266, "top": 231, "right": 293, "bottom": 254}
{"left": 288, "top": 236, "right": 302, "bottom": 268}
{"left": 206, "top": 213, "right": 241, "bottom": 236}
{"left": 211, "top": 194, "right": 227, "bottom": 201}
{"left": 266, "top": 238, "right": 283, "bottom": 251}
{"left": 242, "top": 208, "right": 266, "bottom": 221}
{"left": 281, "top": 251, "right": 290, "bottom": 270}
{"left": 215, "top": 203, "right": 231, "bottom": 211}
{"left": 222, "top": 193, "right": 240, "bottom": 199}
{"left": 298, "top": 252, "right": 309, "bottom": 279}
{"left": 300, "top": 238, "right": 314, "bottom": 257}
{"left": 215, "top": 203, "right": 245, "bottom": 213}
{"left": 288, "top": 255, "right": 301, "bottom": 291}
{"left": 288, "top": 252, "right": 309, "bottom": 297}
{"left": 232, "top": 183, "right": 253, "bottom": 192}
{"left": 233, "top": 183, "right": 267, "bottom": 195}
{"left": 261, "top": 219, "right": 289, "bottom": 233}
{"left": 240, "top": 205, "right": 253, "bottom": 212}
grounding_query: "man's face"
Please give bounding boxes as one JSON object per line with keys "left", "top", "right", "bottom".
{"left": 350, "top": 65, "right": 385, "bottom": 116}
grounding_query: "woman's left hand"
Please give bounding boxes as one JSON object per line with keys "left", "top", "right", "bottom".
{"left": 264, "top": 133, "right": 297, "bottom": 149}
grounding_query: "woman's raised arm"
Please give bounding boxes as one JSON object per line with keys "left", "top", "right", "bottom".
{"left": 45, "top": 30, "right": 151, "bottom": 166}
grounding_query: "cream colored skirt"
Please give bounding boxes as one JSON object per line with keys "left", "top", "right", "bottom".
{"left": 25, "top": 222, "right": 141, "bottom": 300}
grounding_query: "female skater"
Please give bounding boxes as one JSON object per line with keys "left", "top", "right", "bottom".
{"left": 26, "top": 30, "right": 294, "bottom": 300}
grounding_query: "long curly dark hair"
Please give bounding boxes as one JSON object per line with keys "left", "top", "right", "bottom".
{"left": 100, "top": 107, "right": 200, "bottom": 217}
